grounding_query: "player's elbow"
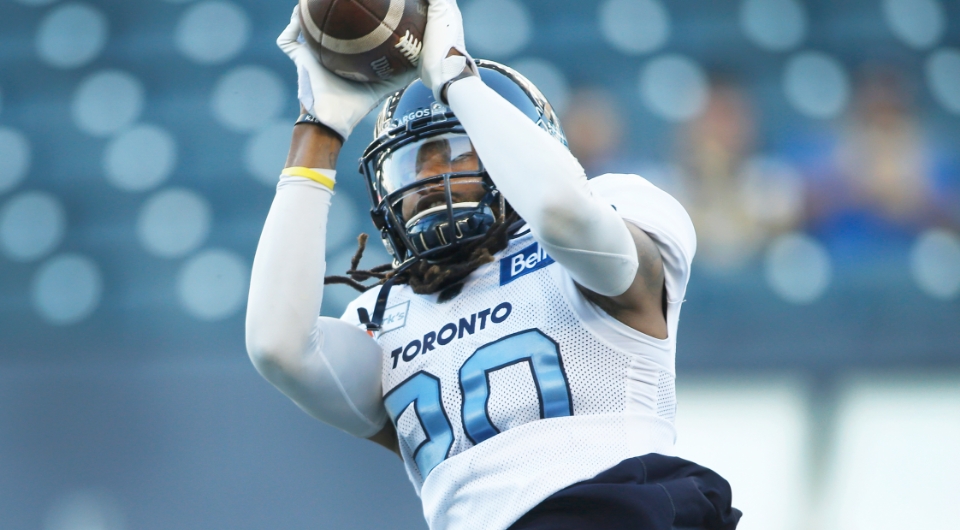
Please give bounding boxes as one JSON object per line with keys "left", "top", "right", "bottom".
{"left": 245, "top": 321, "right": 307, "bottom": 380}
{"left": 532, "top": 188, "right": 633, "bottom": 255}
{"left": 246, "top": 339, "right": 288, "bottom": 379}
{"left": 246, "top": 345, "right": 284, "bottom": 383}
{"left": 531, "top": 197, "right": 597, "bottom": 250}
{"left": 246, "top": 340, "right": 307, "bottom": 393}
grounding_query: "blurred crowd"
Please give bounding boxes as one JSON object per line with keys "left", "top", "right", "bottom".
{"left": 562, "top": 67, "right": 960, "bottom": 273}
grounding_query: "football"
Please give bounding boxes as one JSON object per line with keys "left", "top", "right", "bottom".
{"left": 298, "top": 0, "right": 428, "bottom": 83}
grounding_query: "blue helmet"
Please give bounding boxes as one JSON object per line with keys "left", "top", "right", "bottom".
{"left": 359, "top": 60, "right": 567, "bottom": 267}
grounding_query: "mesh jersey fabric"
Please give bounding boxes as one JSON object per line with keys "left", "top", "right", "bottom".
{"left": 341, "top": 174, "right": 696, "bottom": 530}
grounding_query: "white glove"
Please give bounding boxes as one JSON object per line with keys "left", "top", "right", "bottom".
{"left": 277, "top": 5, "right": 416, "bottom": 141}
{"left": 420, "top": 0, "right": 479, "bottom": 103}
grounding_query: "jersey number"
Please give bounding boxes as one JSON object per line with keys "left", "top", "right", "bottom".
{"left": 383, "top": 329, "right": 572, "bottom": 478}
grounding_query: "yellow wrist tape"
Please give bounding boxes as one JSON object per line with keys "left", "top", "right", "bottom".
{"left": 281, "top": 167, "right": 336, "bottom": 191}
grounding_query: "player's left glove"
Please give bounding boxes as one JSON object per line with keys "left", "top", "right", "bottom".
{"left": 277, "top": 5, "right": 416, "bottom": 141}
{"left": 419, "top": 0, "right": 479, "bottom": 104}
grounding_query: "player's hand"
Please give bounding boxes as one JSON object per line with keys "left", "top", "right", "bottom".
{"left": 277, "top": 5, "right": 416, "bottom": 141}
{"left": 420, "top": 0, "right": 479, "bottom": 104}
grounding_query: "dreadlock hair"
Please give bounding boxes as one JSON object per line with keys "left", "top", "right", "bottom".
{"left": 325, "top": 209, "right": 521, "bottom": 296}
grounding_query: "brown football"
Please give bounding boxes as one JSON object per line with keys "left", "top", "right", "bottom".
{"left": 298, "top": 0, "right": 428, "bottom": 83}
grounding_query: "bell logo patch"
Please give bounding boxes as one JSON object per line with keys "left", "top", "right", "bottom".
{"left": 500, "top": 242, "right": 555, "bottom": 286}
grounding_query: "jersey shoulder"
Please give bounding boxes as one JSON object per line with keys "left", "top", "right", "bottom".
{"left": 588, "top": 173, "right": 697, "bottom": 302}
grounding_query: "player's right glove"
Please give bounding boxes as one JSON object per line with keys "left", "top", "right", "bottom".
{"left": 277, "top": 5, "right": 416, "bottom": 141}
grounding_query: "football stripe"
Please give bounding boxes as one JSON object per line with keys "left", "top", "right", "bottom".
{"left": 300, "top": 0, "right": 405, "bottom": 55}
{"left": 299, "top": 0, "right": 325, "bottom": 42}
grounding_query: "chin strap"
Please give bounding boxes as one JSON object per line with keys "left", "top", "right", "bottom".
{"left": 358, "top": 278, "right": 396, "bottom": 335}
{"left": 357, "top": 260, "right": 417, "bottom": 335}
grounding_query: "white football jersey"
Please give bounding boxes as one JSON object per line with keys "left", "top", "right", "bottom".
{"left": 342, "top": 174, "right": 696, "bottom": 530}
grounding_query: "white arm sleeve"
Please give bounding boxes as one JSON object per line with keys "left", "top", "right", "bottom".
{"left": 245, "top": 175, "right": 387, "bottom": 438}
{"left": 446, "top": 77, "right": 639, "bottom": 297}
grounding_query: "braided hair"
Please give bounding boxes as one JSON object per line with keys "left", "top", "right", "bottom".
{"left": 325, "top": 210, "right": 521, "bottom": 295}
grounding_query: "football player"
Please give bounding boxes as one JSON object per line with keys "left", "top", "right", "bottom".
{"left": 246, "top": 1, "right": 742, "bottom": 529}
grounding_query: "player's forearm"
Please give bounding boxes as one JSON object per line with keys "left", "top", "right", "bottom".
{"left": 246, "top": 123, "right": 341, "bottom": 368}
{"left": 446, "top": 77, "right": 638, "bottom": 296}
{"left": 284, "top": 120, "right": 343, "bottom": 170}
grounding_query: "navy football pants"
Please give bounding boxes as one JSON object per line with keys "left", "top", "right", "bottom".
{"left": 508, "top": 454, "right": 742, "bottom": 530}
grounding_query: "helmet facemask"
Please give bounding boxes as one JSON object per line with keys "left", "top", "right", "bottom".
{"left": 363, "top": 126, "right": 506, "bottom": 266}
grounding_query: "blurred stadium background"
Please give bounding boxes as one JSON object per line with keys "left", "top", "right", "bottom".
{"left": 1, "top": 0, "right": 959, "bottom": 528}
